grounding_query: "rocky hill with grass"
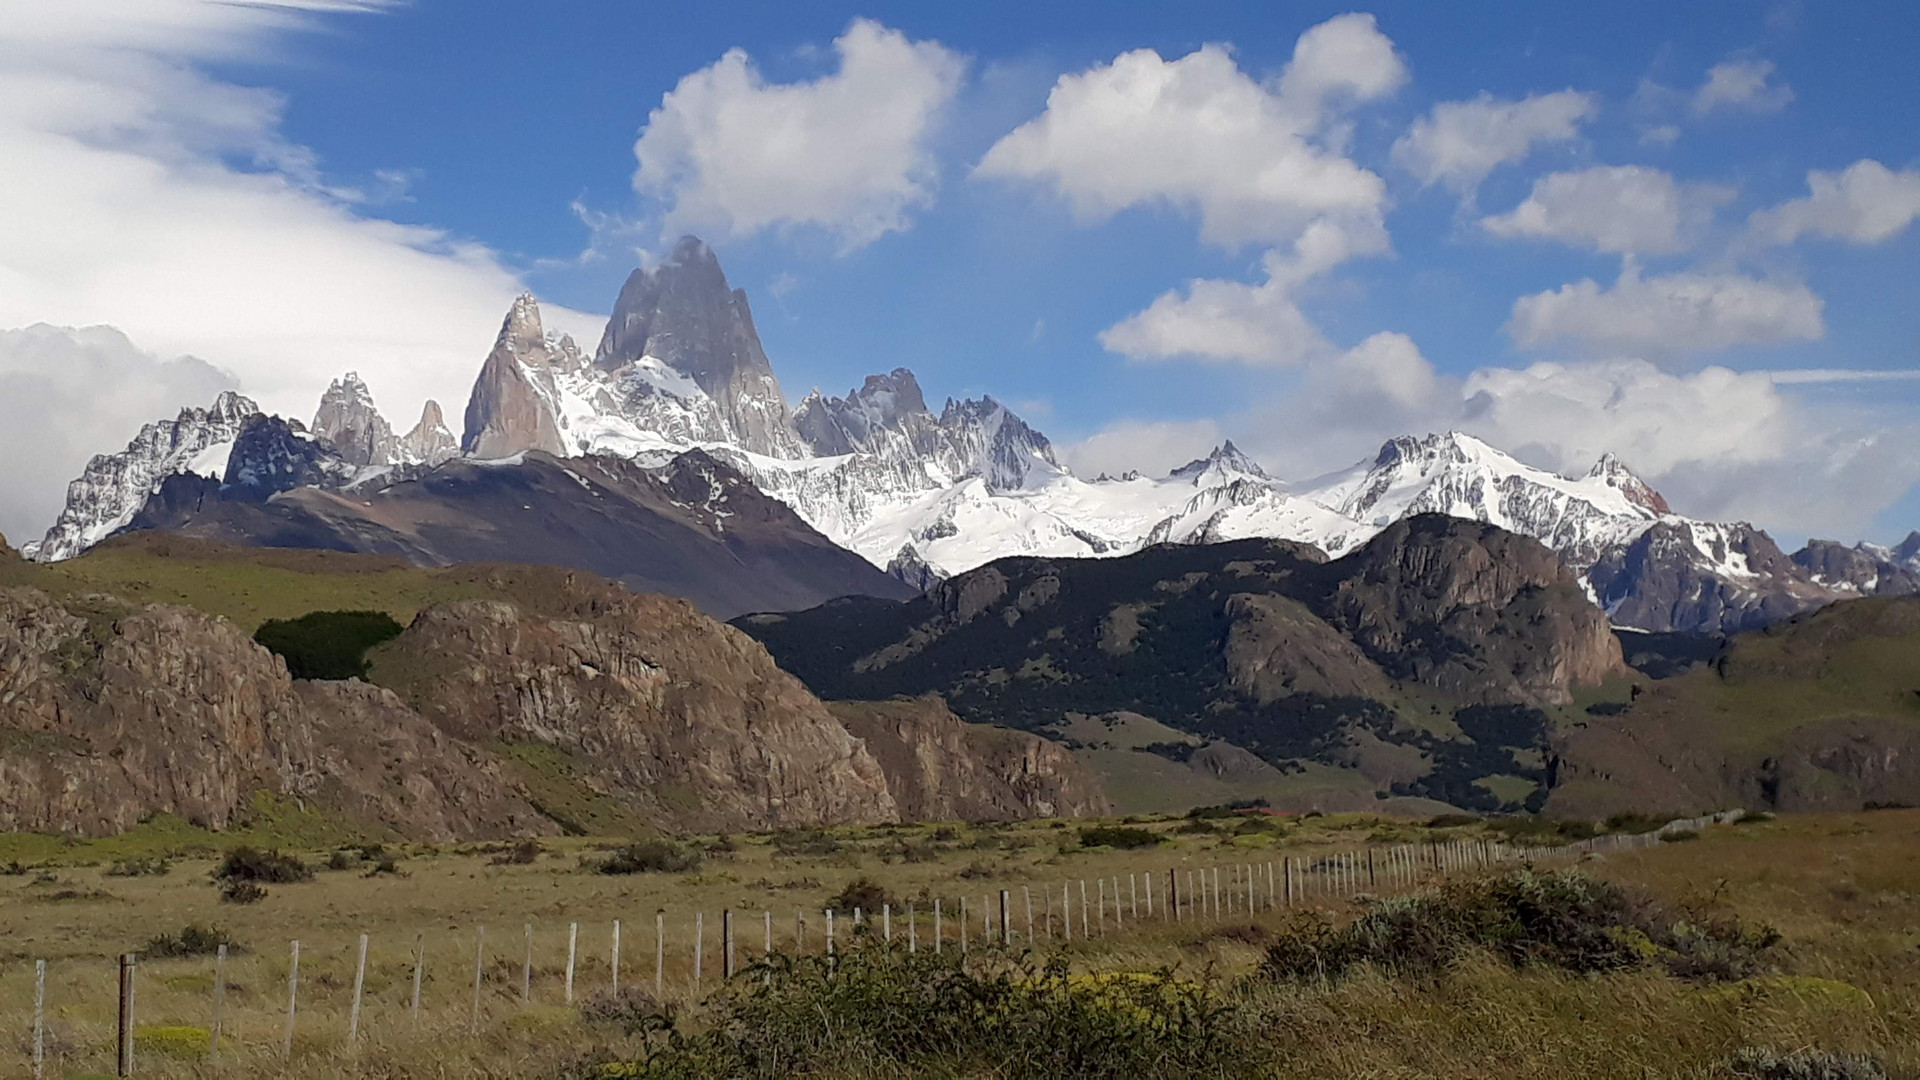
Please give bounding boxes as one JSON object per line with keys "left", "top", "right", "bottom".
{"left": 1549, "top": 595, "right": 1920, "bottom": 818}
{"left": 737, "top": 515, "right": 1627, "bottom": 814}
{"left": 0, "top": 535, "right": 1102, "bottom": 839}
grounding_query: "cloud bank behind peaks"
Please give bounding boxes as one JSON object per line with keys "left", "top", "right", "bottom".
{"left": 632, "top": 19, "right": 965, "bottom": 251}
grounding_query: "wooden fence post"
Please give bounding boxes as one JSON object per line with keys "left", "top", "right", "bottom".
{"left": 909, "top": 903, "right": 919, "bottom": 953}
{"left": 764, "top": 910, "right": 773, "bottom": 962}
{"left": 1130, "top": 874, "right": 1140, "bottom": 920}
{"left": 655, "top": 912, "right": 665, "bottom": 996}
{"left": 348, "top": 933, "right": 369, "bottom": 1044}
{"left": 283, "top": 941, "right": 300, "bottom": 1058}
{"left": 1058, "top": 883, "right": 1069, "bottom": 940}
{"left": 1000, "top": 890, "right": 1012, "bottom": 946}
{"left": 883, "top": 903, "right": 892, "bottom": 945}
{"left": 522, "top": 924, "right": 533, "bottom": 1004}
{"left": 470, "top": 925, "right": 486, "bottom": 1035}
{"left": 1111, "top": 876, "right": 1123, "bottom": 930}
{"left": 1079, "top": 880, "right": 1090, "bottom": 941}
{"left": 959, "top": 899, "right": 968, "bottom": 954}
{"left": 410, "top": 934, "right": 424, "bottom": 1020}
{"left": 1145, "top": 869, "right": 1154, "bottom": 919}
{"left": 612, "top": 919, "right": 623, "bottom": 991}
{"left": 564, "top": 922, "right": 578, "bottom": 1004}
{"left": 695, "top": 913, "right": 706, "bottom": 988}
{"left": 723, "top": 911, "right": 735, "bottom": 979}
{"left": 1024, "top": 886, "right": 1034, "bottom": 944}
{"left": 824, "top": 909, "right": 834, "bottom": 957}
{"left": 117, "top": 953, "right": 136, "bottom": 1077}
{"left": 934, "top": 899, "right": 943, "bottom": 954}
{"left": 33, "top": 958, "right": 46, "bottom": 1079}
{"left": 1285, "top": 858, "right": 1295, "bottom": 906}
{"left": 208, "top": 945, "right": 224, "bottom": 1061}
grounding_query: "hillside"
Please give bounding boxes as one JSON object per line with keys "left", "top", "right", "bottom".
{"left": 738, "top": 516, "right": 1628, "bottom": 814}
{"left": 0, "top": 535, "right": 1102, "bottom": 839}
{"left": 1550, "top": 596, "right": 1920, "bottom": 817}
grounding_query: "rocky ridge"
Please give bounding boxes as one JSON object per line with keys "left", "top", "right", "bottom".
{"left": 0, "top": 555, "right": 1105, "bottom": 838}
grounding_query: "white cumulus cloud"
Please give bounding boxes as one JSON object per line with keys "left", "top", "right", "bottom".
{"left": 1391, "top": 89, "right": 1598, "bottom": 195}
{"left": 1481, "top": 165, "right": 1734, "bottom": 254}
{"left": 632, "top": 19, "right": 965, "bottom": 252}
{"left": 1099, "top": 220, "right": 1386, "bottom": 366}
{"left": 1692, "top": 58, "right": 1794, "bottom": 116}
{"left": 1506, "top": 262, "right": 1824, "bottom": 356}
{"left": 975, "top": 15, "right": 1402, "bottom": 250}
{"left": 1747, "top": 159, "right": 1920, "bottom": 247}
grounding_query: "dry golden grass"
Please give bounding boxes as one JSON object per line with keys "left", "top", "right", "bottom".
{"left": 1, "top": 809, "right": 1914, "bottom": 1078}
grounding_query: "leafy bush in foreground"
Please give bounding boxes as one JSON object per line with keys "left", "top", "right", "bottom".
{"left": 142, "top": 924, "right": 241, "bottom": 958}
{"left": 1258, "top": 868, "right": 1777, "bottom": 984}
{"left": 576, "top": 949, "right": 1234, "bottom": 1079}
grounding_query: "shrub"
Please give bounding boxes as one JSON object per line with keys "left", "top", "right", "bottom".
{"left": 214, "top": 846, "right": 311, "bottom": 884}
{"left": 596, "top": 839, "right": 701, "bottom": 875}
{"left": 105, "top": 856, "right": 172, "bottom": 878}
{"left": 133, "top": 1025, "right": 211, "bottom": 1060}
{"left": 1425, "top": 813, "right": 1481, "bottom": 829}
{"left": 828, "top": 876, "right": 894, "bottom": 913}
{"left": 142, "top": 924, "right": 240, "bottom": 959}
{"left": 1258, "top": 868, "right": 1776, "bottom": 985}
{"left": 579, "top": 985, "right": 673, "bottom": 1034}
{"left": 253, "top": 610, "right": 404, "bottom": 680}
{"left": 364, "top": 855, "right": 403, "bottom": 877}
{"left": 1604, "top": 812, "right": 1670, "bottom": 834}
{"left": 1726, "top": 1047, "right": 1888, "bottom": 1080}
{"left": 580, "top": 949, "right": 1234, "bottom": 1078}
{"left": 490, "top": 839, "right": 543, "bottom": 865}
{"left": 218, "top": 879, "right": 268, "bottom": 905}
{"left": 1078, "top": 825, "right": 1162, "bottom": 850}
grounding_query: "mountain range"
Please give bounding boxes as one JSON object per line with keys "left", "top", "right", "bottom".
{"left": 23, "top": 236, "right": 1918, "bottom": 633}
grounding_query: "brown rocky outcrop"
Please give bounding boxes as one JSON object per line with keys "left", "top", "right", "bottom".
{"left": 830, "top": 697, "right": 1108, "bottom": 821}
{"left": 0, "top": 587, "right": 545, "bottom": 839}
{"left": 1310, "top": 515, "right": 1625, "bottom": 705}
{"left": 373, "top": 594, "right": 900, "bottom": 831}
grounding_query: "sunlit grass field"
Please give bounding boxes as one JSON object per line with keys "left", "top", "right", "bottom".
{"left": 2, "top": 808, "right": 1914, "bottom": 1078}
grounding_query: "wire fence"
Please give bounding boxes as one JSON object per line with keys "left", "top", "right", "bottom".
{"left": 10, "top": 810, "right": 1742, "bottom": 1076}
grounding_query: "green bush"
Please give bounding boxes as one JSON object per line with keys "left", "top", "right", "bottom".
{"left": 253, "top": 609, "right": 403, "bottom": 680}
{"left": 1258, "top": 868, "right": 1777, "bottom": 985}
{"left": 828, "top": 876, "right": 894, "bottom": 913}
{"left": 576, "top": 949, "right": 1234, "bottom": 1079}
{"left": 214, "top": 846, "right": 311, "bottom": 884}
{"left": 1078, "top": 825, "right": 1162, "bottom": 850}
{"left": 596, "top": 840, "right": 702, "bottom": 875}
{"left": 105, "top": 856, "right": 172, "bottom": 877}
{"left": 142, "top": 924, "right": 240, "bottom": 958}
{"left": 218, "top": 879, "right": 267, "bottom": 905}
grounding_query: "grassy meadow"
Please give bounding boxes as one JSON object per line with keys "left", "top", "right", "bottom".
{"left": 0, "top": 807, "right": 1914, "bottom": 1078}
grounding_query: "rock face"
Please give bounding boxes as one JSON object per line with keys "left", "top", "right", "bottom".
{"left": 396, "top": 400, "right": 458, "bottom": 465}
{"left": 597, "top": 236, "right": 805, "bottom": 459}
{"left": 1586, "top": 520, "right": 1832, "bottom": 634}
{"left": 0, "top": 587, "right": 545, "bottom": 839}
{"left": 222, "top": 415, "right": 357, "bottom": 500}
{"left": 830, "top": 697, "right": 1109, "bottom": 821}
{"left": 374, "top": 594, "right": 900, "bottom": 831}
{"left": 311, "top": 371, "right": 396, "bottom": 467}
{"left": 1549, "top": 596, "right": 1920, "bottom": 817}
{"left": 462, "top": 295, "right": 573, "bottom": 459}
{"left": 30, "top": 391, "right": 259, "bottom": 561}
{"left": 1311, "top": 516, "right": 1625, "bottom": 705}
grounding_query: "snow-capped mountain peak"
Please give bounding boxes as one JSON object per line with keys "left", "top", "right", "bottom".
{"left": 30, "top": 389, "right": 260, "bottom": 561}
{"left": 311, "top": 370, "right": 396, "bottom": 467}
{"left": 1584, "top": 451, "right": 1671, "bottom": 514}
{"left": 1169, "top": 440, "right": 1270, "bottom": 485}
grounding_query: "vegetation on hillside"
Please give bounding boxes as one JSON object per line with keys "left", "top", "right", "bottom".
{"left": 253, "top": 609, "right": 404, "bottom": 680}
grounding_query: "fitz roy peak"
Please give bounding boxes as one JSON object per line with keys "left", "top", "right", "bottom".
{"left": 27, "top": 235, "right": 1920, "bottom": 632}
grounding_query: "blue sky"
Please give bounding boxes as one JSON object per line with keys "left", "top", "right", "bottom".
{"left": 1, "top": 0, "right": 1917, "bottom": 547}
